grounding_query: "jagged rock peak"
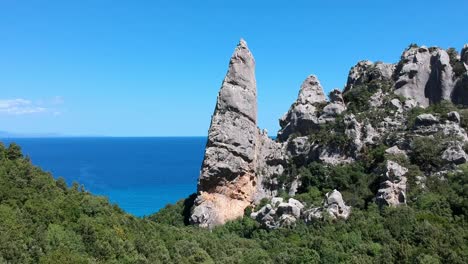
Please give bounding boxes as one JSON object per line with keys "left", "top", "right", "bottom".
{"left": 394, "top": 45, "right": 454, "bottom": 107}
{"left": 297, "top": 75, "right": 327, "bottom": 105}
{"left": 462, "top": 44, "right": 468, "bottom": 64}
{"left": 217, "top": 38, "right": 257, "bottom": 122}
{"left": 345, "top": 60, "right": 395, "bottom": 92}
{"left": 277, "top": 75, "right": 327, "bottom": 141}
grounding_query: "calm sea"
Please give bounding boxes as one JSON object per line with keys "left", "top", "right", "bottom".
{"left": 0, "top": 137, "right": 206, "bottom": 217}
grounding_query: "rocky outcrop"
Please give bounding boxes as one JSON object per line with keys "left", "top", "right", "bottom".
{"left": 462, "top": 44, "right": 468, "bottom": 65}
{"left": 376, "top": 161, "right": 408, "bottom": 206}
{"left": 442, "top": 143, "right": 468, "bottom": 165}
{"left": 190, "top": 39, "right": 285, "bottom": 228}
{"left": 192, "top": 40, "right": 468, "bottom": 229}
{"left": 250, "top": 197, "right": 304, "bottom": 229}
{"left": 394, "top": 46, "right": 454, "bottom": 107}
{"left": 277, "top": 75, "right": 327, "bottom": 141}
{"left": 319, "top": 89, "right": 346, "bottom": 123}
{"left": 345, "top": 60, "right": 395, "bottom": 92}
{"left": 303, "top": 190, "right": 351, "bottom": 221}
{"left": 252, "top": 191, "right": 350, "bottom": 228}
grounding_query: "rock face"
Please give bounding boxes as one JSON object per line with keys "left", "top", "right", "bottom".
{"left": 190, "top": 39, "right": 284, "bottom": 228}
{"left": 394, "top": 46, "right": 454, "bottom": 107}
{"left": 190, "top": 39, "right": 257, "bottom": 228}
{"left": 345, "top": 60, "right": 395, "bottom": 92}
{"left": 376, "top": 161, "right": 408, "bottom": 206}
{"left": 462, "top": 44, "right": 468, "bottom": 65}
{"left": 277, "top": 75, "right": 327, "bottom": 141}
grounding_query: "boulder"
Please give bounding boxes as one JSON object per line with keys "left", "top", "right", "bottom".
{"left": 277, "top": 202, "right": 301, "bottom": 218}
{"left": 442, "top": 144, "right": 468, "bottom": 165}
{"left": 414, "top": 114, "right": 439, "bottom": 127}
{"left": 447, "top": 111, "right": 461, "bottom": 123}
{"left": 324, "top": 190, "right": 351, "bottom": 219}
{"left": 385, "top": 146, "right": 407, "bottom": 158}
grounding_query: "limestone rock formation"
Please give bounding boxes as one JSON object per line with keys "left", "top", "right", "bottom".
{"left": 192, "top": 40, "right": 468, "bottom": 229}
{"left": 252, "top": 192, "right": 350, "bottom": 228}
{"left": 277, "top": 75, "right": 327, "bottom": 141}
{"left": 376, "top": 161, "right": 408, "bottom": 206}
{"left": 190, "top": 39, "right": 285, "bottom": 228}
{"left": 462, "top": 44, "right": 468, "bottom": 65}
{"left": 319, "top": 89, "right": 346, "bottom": 123}
{"left": 250, "top": 198, "right": 305, "bottom": 229}
{"left": 442, "top": 143, "right": 468, "bottom": 165}
{"left": 303, "top": 190, "right": 351, "bottom": 221}
{"left": 345, "top": 60, "right": 395, "bottom": 92}
{"left": 394, "top": 46, "right": 454, "bottom": 107}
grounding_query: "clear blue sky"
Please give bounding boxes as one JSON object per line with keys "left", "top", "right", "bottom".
{"left": 1, "top": 0, "right": 467, "bottom": 136}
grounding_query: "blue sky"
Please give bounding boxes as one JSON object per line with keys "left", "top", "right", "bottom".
{"left": 1, "top": 0, "right": 467, "bottom": 136}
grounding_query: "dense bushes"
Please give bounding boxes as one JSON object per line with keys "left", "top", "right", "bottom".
{"left": 0, "top": 143, "right": 467, "bottom": 263}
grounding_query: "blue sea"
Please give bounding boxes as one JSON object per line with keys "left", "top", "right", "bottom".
{"left": 0, "top": 137, "right": 206, "bottom": 217}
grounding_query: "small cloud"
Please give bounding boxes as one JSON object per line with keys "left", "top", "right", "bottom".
{"left": 0, "top": 98, "right": 62, "bottom": 115}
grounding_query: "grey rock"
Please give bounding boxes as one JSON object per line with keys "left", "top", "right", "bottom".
{"left": 303, "top": 190, "right": 351, "bottom": 222}
{"left": 447, "top": 111, "right": 461, "bottom": 123}
{"left": 277, "top": 202, "right": 301, "bottom": 218}
{"left": 270, "top": 197, "right": 283, "bottom": 207}
{"left": 191, "top": 39, "right": 286, "bottom": 228}
{"left": 329, "top": 89, "right": 344, "bottom": 103}
{"left": 414, "top": 114, "right": 439, "bottom": 127}
{"left": 254, "top": 130, "right": 287, "bottom": 202}
{"left": 369, "top": 89, "right": 384, "bottom": 108}
{"left": 278, "top": 75, "right": 326, "bottom": 141}
{"left": 302, "top": 207, "right": 323, "bottom": 222}
{"left": 319, "top": 146, "right": 354, "bottom": 165}
{"left": 442, "top": 143, "right": 468, "bottom": 165}
{"left": 288, "top": 198, "right": 305, "bottom": 210}
{"left": 376, "top": 179, "right": 407, "bottom": 207}
{"left": 288, "top": 177, "right": 301, "bottom": 196}
{"left": 278, "top": 214, "right": 297, "bottom": 227}
{"left": 394, "top": 46, "right": 454, "bottom": 107}
{"left": 462, "top": 44, "right": 468, "bottom": 65}
{"left": 324, "top": 190, "right": 351, "bottom": 219}
{"left": 344, "top": 114, "right": 363, "bottom": 153}
{"left": 377, "top": 161, "right": 408, "bottom": 206}
{"left": 390, "top": 98, "right": 403, "bottom": 113}
{"left": 385, "top": 146, "right": 407, "bottom": 158}
{"left": 384, "top": 160, "right": 408, "bottom": 181}
{"left": 345, "top": 60, "right": 395, "bottom": 92}
{"left": 319, "top": 89, "right": 346, "bottom": 123}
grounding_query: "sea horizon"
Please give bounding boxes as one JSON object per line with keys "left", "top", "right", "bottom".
{"left": 0, "top": 137, "right": 207, "bottom": 217}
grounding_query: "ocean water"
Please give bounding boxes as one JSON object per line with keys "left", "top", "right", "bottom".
{"left": 0, "top": 137, "right": 206, "bottom": 216}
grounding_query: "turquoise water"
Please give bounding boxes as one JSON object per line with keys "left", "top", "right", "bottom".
{"left": 0, "top": 137, "right": 206, "bottom": 216}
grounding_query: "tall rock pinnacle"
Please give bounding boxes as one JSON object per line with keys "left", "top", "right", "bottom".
{"left": 190, "top": 39, "right": 260, "bottom": 228}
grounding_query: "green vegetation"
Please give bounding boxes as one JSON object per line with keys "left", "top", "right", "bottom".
{"left": 0, "top": 142, "right": 467, "bottom": 263}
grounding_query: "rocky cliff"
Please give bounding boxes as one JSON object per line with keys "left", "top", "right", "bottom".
{"left": 191, "top": 41, "right": 468, "bottom": 228}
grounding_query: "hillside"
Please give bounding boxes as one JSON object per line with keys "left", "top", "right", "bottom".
{"left": 1, "top": 40, "right": 468, "bottom": 263}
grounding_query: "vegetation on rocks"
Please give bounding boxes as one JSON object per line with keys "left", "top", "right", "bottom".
{"left": 1, "top": 143, "right": 466, "bottom": 263}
